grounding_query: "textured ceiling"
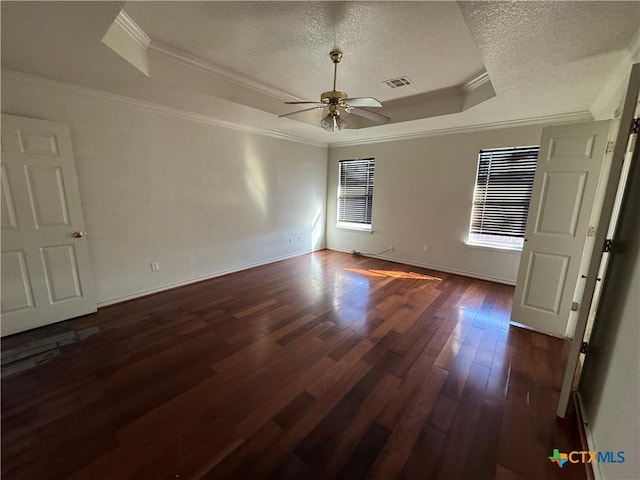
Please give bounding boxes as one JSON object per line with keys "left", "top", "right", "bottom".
{"left": 124, "top": 1, "right": 486, "bottom": 102}
{"left": 459, "top": 1, "right": 639, "bottom": 94}
{"left": 1, "top": 1, "right": 639, "bottom": 145}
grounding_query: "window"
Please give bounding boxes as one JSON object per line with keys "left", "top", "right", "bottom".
{"left": 468, "top": 146, "right": 539, "bottom": 250}
{"left": 337, "top": 158, "right": 375, "bottom": 231}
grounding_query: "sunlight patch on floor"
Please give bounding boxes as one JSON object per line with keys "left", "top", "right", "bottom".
{"left": 345, "top": 268, "right": 442, "bottom": 281}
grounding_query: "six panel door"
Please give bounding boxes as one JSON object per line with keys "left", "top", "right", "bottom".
{"left": 1, "top": 114, "right": 97, "bottom": 336}
{"left": 511, "top": 121, "right": 612, "bottom": 336}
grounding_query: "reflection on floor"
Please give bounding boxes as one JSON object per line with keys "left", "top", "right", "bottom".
{"left": 1, "top": 250, "right": 586, "bottom": 480}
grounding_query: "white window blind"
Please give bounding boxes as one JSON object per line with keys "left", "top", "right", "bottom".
{"left": 469, "top": 146, "right": 539, "bottom": 249}
{"left": 338, "top": 158, "right": 375, "bottom": 230}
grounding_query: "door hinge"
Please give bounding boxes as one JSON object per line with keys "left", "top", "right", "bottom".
{"left": 631, "top": 118, "right": 639, "bottom": 134}
{"left": 580, "top": 341, "right": 589, "bottom": 354}
{"left": 603, "top": 238, "right": 613, "bottom": 252}
{"left": 571, "top": 301, "right": 580, "bottom": 312}
{"left": 606, "top": 141, "right": 615, "bottom": 153}
{"left": 587, "top": 225, "right": 596, "bottom": 237}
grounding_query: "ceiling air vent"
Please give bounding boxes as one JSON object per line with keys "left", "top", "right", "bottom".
{"left": 382, "top": 76, "right": 413, "bottom": 89}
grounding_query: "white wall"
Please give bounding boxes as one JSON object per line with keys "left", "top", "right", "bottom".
{"left": 326, "top": 125, "right": 543, "bottom": 284}
{"left": 1, "top": 74, "right": 327, "bottom": 305}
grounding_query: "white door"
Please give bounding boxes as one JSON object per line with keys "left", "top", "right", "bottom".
{"left": 511, "top": 121, "right": 612, "bottom": 336}
{"left": 1, "top": 114, "right": 96, "bottom": 336}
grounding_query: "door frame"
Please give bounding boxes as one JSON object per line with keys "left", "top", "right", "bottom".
{"left": 556, "top": 63, "right": 640, "bottom": 417}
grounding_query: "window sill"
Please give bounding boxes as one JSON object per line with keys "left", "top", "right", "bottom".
{"left": 464, "top": 242, "right": 522, "bottom": 254}
{"left": 337, "top": 225, "right": 373, "bottom": 234}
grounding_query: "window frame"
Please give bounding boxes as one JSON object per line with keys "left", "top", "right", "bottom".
{"left": 467, "top": 146, "right": 539, "bottom": 251}
{"left": 337, "top": 158, "right": 375, "bottom": 232}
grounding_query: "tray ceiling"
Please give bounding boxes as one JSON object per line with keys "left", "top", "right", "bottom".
{"left": 124, "top": 1, "right": 486, "bottom": 103}
{"left": 2, "top": 1, "right": 639, "bottom": 146}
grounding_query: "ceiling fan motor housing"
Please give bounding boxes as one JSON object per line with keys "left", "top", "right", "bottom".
{"left": 321, "top": 90, "right": 348, "bottom": 105}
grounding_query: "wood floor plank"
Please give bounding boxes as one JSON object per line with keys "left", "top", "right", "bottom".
{"left": 426, "top": 393, "right": 458, "bottom": 434}
{"left": 462, "top": 397, "right": 505, "bottom": 480}
{"left": 203, "top": 421, "right": 284, "bottom": 479}
{"left": 233, "top": 298, "right": 279, "bottom": 318}
{"left": 376, "top": 351, "right": 438, "bottom": 430}
{"left": 268, "top": 452, "right": 308, "bottom": 480}
{"left": 368, "top": 365, "right": 448, "bottom": 478}
{"left": 294, "top": 361, "right": 390, "bottom": 463}
{"left": 0, "top": 251, "right": 586, "bottom": 480}
{"left": 335, "top": 421, "right": 391, "bottom": 480}
{"left": 225, "top": 304, "right": 299, "bottom": 345}
{"left": 401, "top": 424, "right": 445, "bottom": 480}
{"left": 361, "top": 330, "right": 402, "bottom": 365}
{"left": 433, "top": 362, "right": 492, "bottom": 480}
{"left": 327, "top": 316, "right": 384, "bottom": 361}
{"left": 300, "top": 372, "right": 402, "bottom": 479}
{"left": 272, "top": 391, "right": 317, "bottom": 431}
{"left": 306, "top": 337, "right": 378, "bottom": 399}
{"left": 236, "top": 356, "right": 332, "bottom": 438}
{"left": 246, "top": 360, "right": 374, "bottom": 478}
{"left": 439, "top": 326, "right": 484, "bottom": 400}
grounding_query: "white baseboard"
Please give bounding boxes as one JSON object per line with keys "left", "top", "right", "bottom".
{"left": 326, "top": 247, "right": 516, "bottom": 286}
{"left": 97, "top": 249, "right": 319, "bottom": 308}
{"left": 99, "top": 246, "right": 515, "bottom": 308}
{"left": 575, "top": 392, "right": 603, "bottom": 480}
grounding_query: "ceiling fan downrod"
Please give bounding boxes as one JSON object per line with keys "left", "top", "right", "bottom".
{"left": 329, "top": 49, "right": 343, "bottom": 92}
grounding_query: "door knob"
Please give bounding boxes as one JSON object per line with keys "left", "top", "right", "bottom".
{"left": 72, "top": 231, "right": 87, "bottom": 238}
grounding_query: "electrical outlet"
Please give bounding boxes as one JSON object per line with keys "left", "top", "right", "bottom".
{"left": 151, "top": 261, "right": 160, "bottom": 272}
{"left": 388, "top": 245, "right": 394, "bottom": 253}
{"left": 423, "top": 244, "right": 430, "bottom": 252}
{"left": 288, "top": 237, "right": 293, "bottom": 245}
{"left": 297, "top": 235, "right": 302, "bottom": 243}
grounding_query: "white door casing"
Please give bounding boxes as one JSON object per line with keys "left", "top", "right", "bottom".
{"left": 511, "top": 121, "right": 612, "bottom": 337}
{"left": 1, "top": 114, "right": 96, "bottom": 336}
{"left": 557, "top": 64, "right": 640, "bottom": 418}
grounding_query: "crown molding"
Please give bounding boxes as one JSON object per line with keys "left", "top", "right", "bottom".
{"left": 3, "top": 71, "right": 593, "bottom": 151}
{"left": 590, "top": 29, "right": 640, "bottom": 120}
{"left": 462, "top": 71, "right": 491, "bottom": 93}
{"left": 147, "top": 42, "right": 300, "bottom": 102}
{"left": 627, "top": 27, "right": 640, "bottom": 63}
{"left": 114, "top": 10, "right": 151, "bottom": 49}
{"left": 2, "top": 71, "right": 327, "bottom": 148}
{"left": 108, "top": 10, "right": 299, "bottom": 103}
{"left": 328, "top": 111, "right": 593, "bottom": 148}
{"left": 102, "top": 10, "right": 150, "bottom": 76}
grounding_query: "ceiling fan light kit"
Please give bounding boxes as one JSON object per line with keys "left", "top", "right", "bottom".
{"left": 321, "top": 111, "right": 346, "bottom": 131}
{"left": 280, "top": 49, "right": 390, "bottom": 131}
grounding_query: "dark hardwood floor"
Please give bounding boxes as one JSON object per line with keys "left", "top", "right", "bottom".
{"left": 1, "top": 250, "right": 587, "bottom": 480}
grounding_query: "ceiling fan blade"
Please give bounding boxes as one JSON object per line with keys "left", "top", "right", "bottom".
{"left": 349, "top": 107, "right": 390, "bottom": 124}
{"left": 279, "top": 106, "right": 326, "bottom": 118}
{"left": 284, "top": 101, "right": 325, "bottom": 105}
{"left": 344, "top": 97, "right": 382, "bottom": 108}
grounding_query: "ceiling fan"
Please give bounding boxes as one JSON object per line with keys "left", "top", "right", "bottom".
{"left": 279, "top": 49, "right": 390, "bottom": 131}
